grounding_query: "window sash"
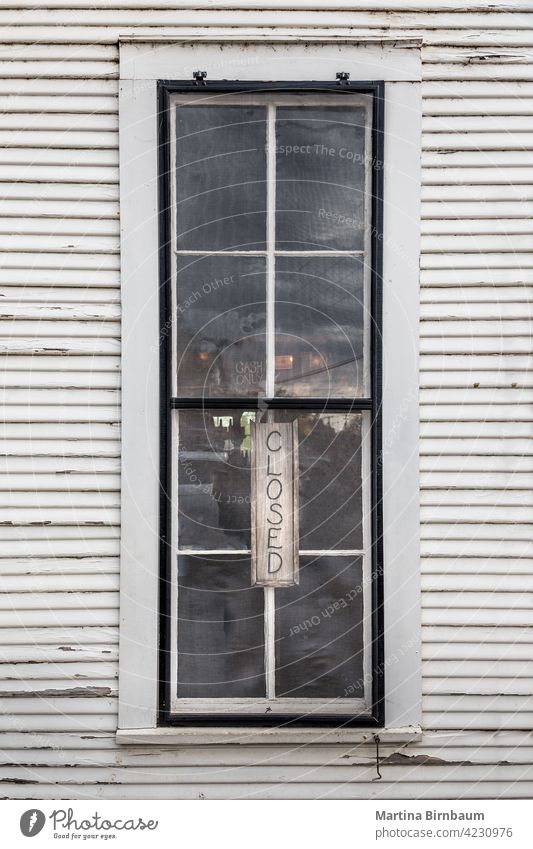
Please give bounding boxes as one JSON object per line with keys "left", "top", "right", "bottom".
{"left": 159, "top": 83, "right": 384, "bottom": 724}
{"left": 170, "top": 92, "right": 373, "bottom": 400}
{"left": 169, "top": 408, "right": 373, "bottom": 711}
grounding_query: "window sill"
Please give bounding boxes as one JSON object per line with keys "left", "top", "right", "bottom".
{"left": 116, "top": 725, "right": 422, "bottom": 746}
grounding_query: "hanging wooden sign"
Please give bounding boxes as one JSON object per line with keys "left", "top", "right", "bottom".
{"left": 251, "top": 419, "right": 299, "bottom": 587}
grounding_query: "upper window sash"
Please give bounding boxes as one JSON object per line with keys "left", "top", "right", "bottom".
{"left": 168, "top": 92, "right": 374, "bottom": 401}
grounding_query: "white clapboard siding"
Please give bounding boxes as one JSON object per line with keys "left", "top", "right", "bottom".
{"left": 422, "top": 504, "right": 533, "bottom": 523}
{"left": 0, "top": 421, "right": 119, "bottom": 439}
{"left": 0, "top": 168, "right": 118, "bottom": 188}
{"left": 0, "top": 253, "right": 119, "bottom": 270}
{"left": 2, "top": 762, "right": 533, "bottom": 789}
{"left": 424, "top": 97, "right": 533, "bottom": 116}
{"left": 423, "top": 140, "right": 533, "bottom": 157}
{"left": 2, "top": 782, "right": 532, "bottom": 800}
{"left": 0, "top": 372, "right": 120, "bottom": 390}
{"left": 422, "top": 269, "right": 533, "bottom": 286}
{"left": 0, "top": 219, "right": 119, "bottom": 237}
{"left": 0, "top": 661, "right": 117, "bottom": 681}
{"left": 0, "top": 573, "right": 119, "bottom": 592}
{"left": 0, "top": 3, "right": 531, "bottom": 801}
{"left": 0, "top": 23, "right": 123, "bottom": 783}
{"left": 0, "top": 590, "right": 118, "bottom": 610}
{"left": 421, "top": 375, "right": 533, "bottom": 388}
{"left": 0, "top": 556, "right": 118, "bottom": 575}
{"left": 0, "top": 679, "right": 117, "bottom": 696}
{"left": 0, "top": 94, "right": 117, "bottom": 113}
{"left": 422, "top": 558, "right": 533, "bottom": 577}
{"left": 421, "top": 289, "right": 533, "bottom": 305}
{"left": 0, "top": 113, "right": 118, "bottom": 132}
{"left": 0, "top": 185, "right": 118, "bottom": 205}
{"left": 0, "top": 200, "right": 118, "bottom": 219}
{"left": 422, "top": 225, "right": 533, "bottom": 241}
{"left": 0, "top": 149, "right": 117, "bottom": 166}
{"left": 0, "top": 625, "right": 117, "bottom": 645}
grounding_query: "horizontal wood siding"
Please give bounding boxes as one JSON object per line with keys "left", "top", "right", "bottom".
{"left": 0, "top": 4, "right": 532, "bottom": 798}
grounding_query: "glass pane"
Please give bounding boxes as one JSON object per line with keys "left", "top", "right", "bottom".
{"left": 275, "top": 555, "right": 365, "bottom": 699}
{"left": 276, "top": 106, "right": 366, "bottom": 251}
{"left": 176, "top": 255, "right": 266, "bottom": 397}
{"left": 175, "top": 105, "right": 267, "bottom": 251}
{"left": 269, "top": 410, "right": 363, "bottom": 551}
{"left": 177, "top": 554, "right": 265, "bottom": 698}
{"left": 178, "top": 410, "right": 256, "bottom": 551}
{"left": 298, "top": 412, "right": 363, "bottom": 551}
{"left": 178, "top": 409, "right": 363, "bottom": 553}
{"left": 274, "top": 255, "right": 365, "bottom": 397}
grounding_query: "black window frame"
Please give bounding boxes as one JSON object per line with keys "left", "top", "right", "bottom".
{"left": 157, "top": 79, "right": 385, "bottom": 728}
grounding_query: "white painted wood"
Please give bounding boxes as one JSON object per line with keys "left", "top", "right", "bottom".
{"left": 3, "top": 782, "right": 532, "bottom": 800}
{"left": 0, "top": 558, "right": 117, "bottom": 576}
{"left": 5, "top": 1, "right": 533, "bottom": 10}
{"left": 251, "top": 421, "right": 299, "bottom": 588}
{"left": 116, "top": 726, "right": 421, "bottom": 746}
{"left": 0, "top": 625, "right": 118, "bottom": 645}
{"left": 5, "top": 761, "right": 533, "bottom": 785}
{"left": 119, "top": 40, "right": 422, "bottom": 734}
{"left": 117, "top": 77, "right": 159, "bottom": 729}
{"left": 169, "top": 697, "right": 368, "bottom": 716}
{"left": 381, "top": 80, "right": 422, "bottom": 729}
{"left": 119, "top": 39, "right": 422, "bottom": 83}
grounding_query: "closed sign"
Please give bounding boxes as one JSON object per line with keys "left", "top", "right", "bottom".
{"left": 251, "top": 420, "right": 299, "bottom": 587}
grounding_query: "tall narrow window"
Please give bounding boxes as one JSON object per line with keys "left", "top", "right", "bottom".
{"left": 159, "top": 85, "right": 383, "bottom": 723}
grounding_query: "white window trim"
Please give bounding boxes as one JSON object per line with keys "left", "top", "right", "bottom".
{"left": 117, "top": 35, "right": 422, "bottom": 744}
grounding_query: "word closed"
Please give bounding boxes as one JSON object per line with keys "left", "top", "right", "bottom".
{"left": 251, "top": 420, "right": 299, "bottom": 587}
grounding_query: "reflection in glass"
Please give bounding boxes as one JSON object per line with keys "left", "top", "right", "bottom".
{"left": 276, "top": 106, "right": 366, "bottom": 251}
{"left": 177, "top": 554, "right": 265, "bottom": 698}
{"left": 176, "top": 106, "right": 267, "bottom": 251}
{"left": 275, "top": 555, "right": 364, "bottom": 699}
{"left": 177, "top": 409, "right": 362, "bottom": 553}
{"left": 178, "top": 410, "right": 256, "bottom": 551}
{"left": 274, "top": 255, "right": 365, "bottom": 397}
{"left": 298, "top": 412, "right": 363, "bottom": 551}
{"left": 269, "top": 410, "right": 363, "bottom": 551}
{"left": 176, "top": 255, "right": 266, "bottom": 397}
